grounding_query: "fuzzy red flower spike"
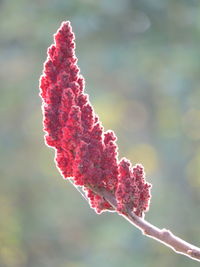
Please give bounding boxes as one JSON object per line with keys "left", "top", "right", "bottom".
{"left": 40, "top": 21, "right": 151, "bottom": 216}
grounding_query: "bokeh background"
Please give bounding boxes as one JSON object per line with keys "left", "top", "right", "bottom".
{"left": 1, "top": 0, "right": 200, "bottom": 266}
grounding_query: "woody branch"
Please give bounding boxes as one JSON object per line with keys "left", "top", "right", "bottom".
{"left": 93, "top": 186, "right": 200, "bottom": 262}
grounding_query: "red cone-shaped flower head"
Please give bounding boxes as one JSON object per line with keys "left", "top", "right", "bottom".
{"left": 40, "top": 21, "right": 151, "bottom": 216}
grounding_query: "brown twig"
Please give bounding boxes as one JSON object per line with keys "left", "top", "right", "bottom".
{"left": 90, "top": 186, "right": 200, "bottom": 262}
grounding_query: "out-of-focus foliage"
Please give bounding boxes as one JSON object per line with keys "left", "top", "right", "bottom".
{"left": 1, "top": 0, "right": 200, "bottom": 266}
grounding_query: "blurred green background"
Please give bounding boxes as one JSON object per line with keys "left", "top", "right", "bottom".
{"left": 1, "top": 0, "right": 200, "bottom": 266}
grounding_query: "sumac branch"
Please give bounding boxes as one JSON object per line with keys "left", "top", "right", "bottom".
{"left": 39, "top": 21, "right": 200, "bottom": 262}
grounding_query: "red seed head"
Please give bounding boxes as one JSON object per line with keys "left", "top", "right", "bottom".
{"left": 40, "top": 21, "right": 151, "bottom": 216}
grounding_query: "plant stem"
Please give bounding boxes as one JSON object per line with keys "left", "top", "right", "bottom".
{"left": 92, "top": 186, "right": 200, "bottom": 262}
